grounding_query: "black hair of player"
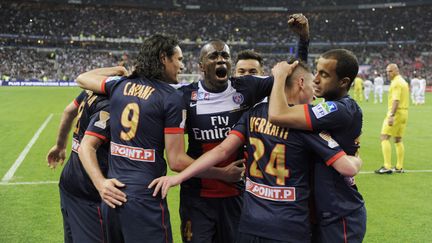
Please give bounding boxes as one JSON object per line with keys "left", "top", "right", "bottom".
{"left": 131, "top": 34, "right": 179, "bottom": 81}
{"left": 321, "top": 49, "right": 359, "bottom": 91}
{"left": 236, "top": 50, "right": 264, "bottom": 67}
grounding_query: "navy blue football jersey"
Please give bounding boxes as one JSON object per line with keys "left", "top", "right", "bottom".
{"left": 102, "top": 76, "right": 186, "bottom": 194}
{"left": 179, "top": 76, "right": 273, "bottom": 198}
{"left": 231, "top": 103, "right": 346, "bottom": 241}
{"left": 59, "top": 91, "right": 110, "bottom": 202}
{"left": 303, "top": 95, "right": 364, "bottom": 224}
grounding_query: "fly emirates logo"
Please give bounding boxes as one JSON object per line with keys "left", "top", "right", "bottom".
{"left": 192, "top": 116, "right": 231, "bottom": 141}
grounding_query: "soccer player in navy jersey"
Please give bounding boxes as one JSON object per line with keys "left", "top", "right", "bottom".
{"left": 175, "top": 14, "right": 309, "bottom": 243}
{"left": 46, "top": 91, "right": 111, "bottom": 243}
{"left": 76, "top": 34, "right": 243, "bottom": 243}
{"left": 149, "top": 60, "right": 362, "bottom": 242}
{"left": 268, "top": 49, "right": 366, "bottom": 243}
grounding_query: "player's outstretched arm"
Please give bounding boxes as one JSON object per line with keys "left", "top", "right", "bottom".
{"left": 288, "top": 13, "right": 309, "bottom": 41}
{"left": 46, "top": 101, "right": 78, "bottom": 169}
{"left": 163, "top": 134, "right": 244, "bottom": 182}
{"left": 76, "top": 66, "right": 128, "bottom": 93}
{"left": 331, "top": 155, "right": 363, "bottom": 177}
{"left": 288, "top": 13, "right": 309, "bottom": 62}
{"left": 268, "top": 61, "right": 311, "bottom": 130}
{"left": 150, "top": 134, "right": 244, "bottom": 198}
{"left": 79, "top": 135, "right": 127, "bottom": 208}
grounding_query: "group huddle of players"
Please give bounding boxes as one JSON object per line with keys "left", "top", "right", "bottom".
{"left": 47, "top": 14, "right": 367, "bottom": 243}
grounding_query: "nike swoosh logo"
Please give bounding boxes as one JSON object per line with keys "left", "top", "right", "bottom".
{"left": 190, "top": 103, "right": 197, "bottom": 107}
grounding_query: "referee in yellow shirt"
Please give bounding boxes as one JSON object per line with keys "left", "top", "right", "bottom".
{"left": 375, "top": 63, "right": 409, "bottom": 174}
{"left": 353, "top": 75, "right": 364, "bottom": 102}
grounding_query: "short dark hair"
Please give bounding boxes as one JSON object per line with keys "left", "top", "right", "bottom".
{"left": 132, "top": 34, "right": 179, "bottom": 80}
{"left": 236, "top": 50, "right": 263, "bottom": 67}
{"left": 285, "top": 58, "right": 312, "bottom": 88}
{"left": 321, "top": 49, "right": 359, "bottom": 89}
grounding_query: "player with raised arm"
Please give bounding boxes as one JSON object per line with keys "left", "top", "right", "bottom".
{"left": 47, "top": 90, "right": 112, "bottom": 243}
{"left": 149, "top": 60, "right": 362, "bottom": 242}
{"left": 76, "top": 34, "right": 244, "bottom": 243}
{"left": 268, "top": 49, "right": 366, "bottom": 243}
{"left": 176, "top": 14, "right": 310, "bottom": 243}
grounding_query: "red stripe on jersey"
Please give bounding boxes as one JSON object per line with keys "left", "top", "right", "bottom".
{"left": 326, "top": 151, "right": 346, "bottom": 166}
{"left": 96, "top": 206, "right": 105, "bottom": 243}
{"left": 159, "top": 202, "right": 169, "bottom": 243}
{"left": 229, "top": 130, "right": 245, "bottom": 143}
{"left": 101, "top": 77, "right": 108, "bottom": 94}
{"left": 342, "top": 217, "right": 348, "bottom": 243}
{"left": 73, "top": 99, "right": 80, "bottom": 108}
{"left": 303, "top": 104, "right": 313, "bottom": 131}
{"left": 164, "top": 127, "right": 184, "bottom": 134}
{"left": 85, "top": 131, "right": 109, "bottom": 142}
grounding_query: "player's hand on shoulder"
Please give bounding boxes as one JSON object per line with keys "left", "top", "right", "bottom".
{"left": 288, "top": 13, "right": 309, "bottom": 40}
{"left": 46, "top": 145, "right": 66, "bottom": 169}
{"left": 97, "top": 178, "right": 127, "bottom": 208}
{"left": 148, "top": 175, "right": 182, "bottom": 199}
{"left": 220, "top": 159, "right": 245, "bottom": 183}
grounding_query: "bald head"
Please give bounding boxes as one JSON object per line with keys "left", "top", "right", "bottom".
{"left": 199, "top": 40, "right": 230, "bottom": 62}
{"left": 386, "top": 63, "right": 400, "bottom": 80}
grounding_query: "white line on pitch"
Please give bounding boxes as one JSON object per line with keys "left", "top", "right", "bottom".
{"left": 0, "top": 181, "right": 58, "bottom": 186}
{"left": 359, "top": 169, "right": 432, "bottom": 174}
{"left": 2, "top": 169, "right": 432, "bottom": 186}
{"left": 1, "top": 114, "right": 54, "bottom": 182}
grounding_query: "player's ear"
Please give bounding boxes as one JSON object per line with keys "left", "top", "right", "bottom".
{"left": 340, "top": 77, "right": 351, "bottom": 90}
{"left": 298, "top": 77, "right": 305, "bottom": 89}
{"left": 160, "top": 52, "right": 167, "bottom": 65}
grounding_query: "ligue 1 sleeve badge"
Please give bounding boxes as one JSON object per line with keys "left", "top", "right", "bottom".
{"left": 232, "top": 92, "right": 244, "bottom": 105}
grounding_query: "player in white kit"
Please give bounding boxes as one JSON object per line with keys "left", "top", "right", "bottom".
{"left": 364, "top": 78, "right": 373, "bottom": 102}
{"left": 410, "top": 74, "right": 420, "bottom": 105}
{"left": 374, "top": 73, "right": 384, "bottom": 104}
{"left": 418, "top": 75, "right": 426, "bottom": 105}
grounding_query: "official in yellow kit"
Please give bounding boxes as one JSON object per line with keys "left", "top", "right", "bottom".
{"left": 375, "top": 63, "right": 409, "bottom": 174}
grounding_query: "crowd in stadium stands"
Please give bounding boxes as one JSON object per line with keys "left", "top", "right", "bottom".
{"left": 1, "top": 46, "right": 430, "bottom": 84}
{"left": 1, "top": 3, "right": 430, "bottom": 43}
{"left": 178, "top": 0, "right": 404, "bottom": 8}
{"left": 0, "top": 2, "right": 430, "bottom": 83}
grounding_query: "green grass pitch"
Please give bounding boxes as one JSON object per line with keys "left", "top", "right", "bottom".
{"left": 0, "top": 87, "right": 431, "bottom": 242}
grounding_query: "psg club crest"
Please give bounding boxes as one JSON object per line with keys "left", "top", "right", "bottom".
{"left": 232, "top": 92, "right": 244, "bottom": 105}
